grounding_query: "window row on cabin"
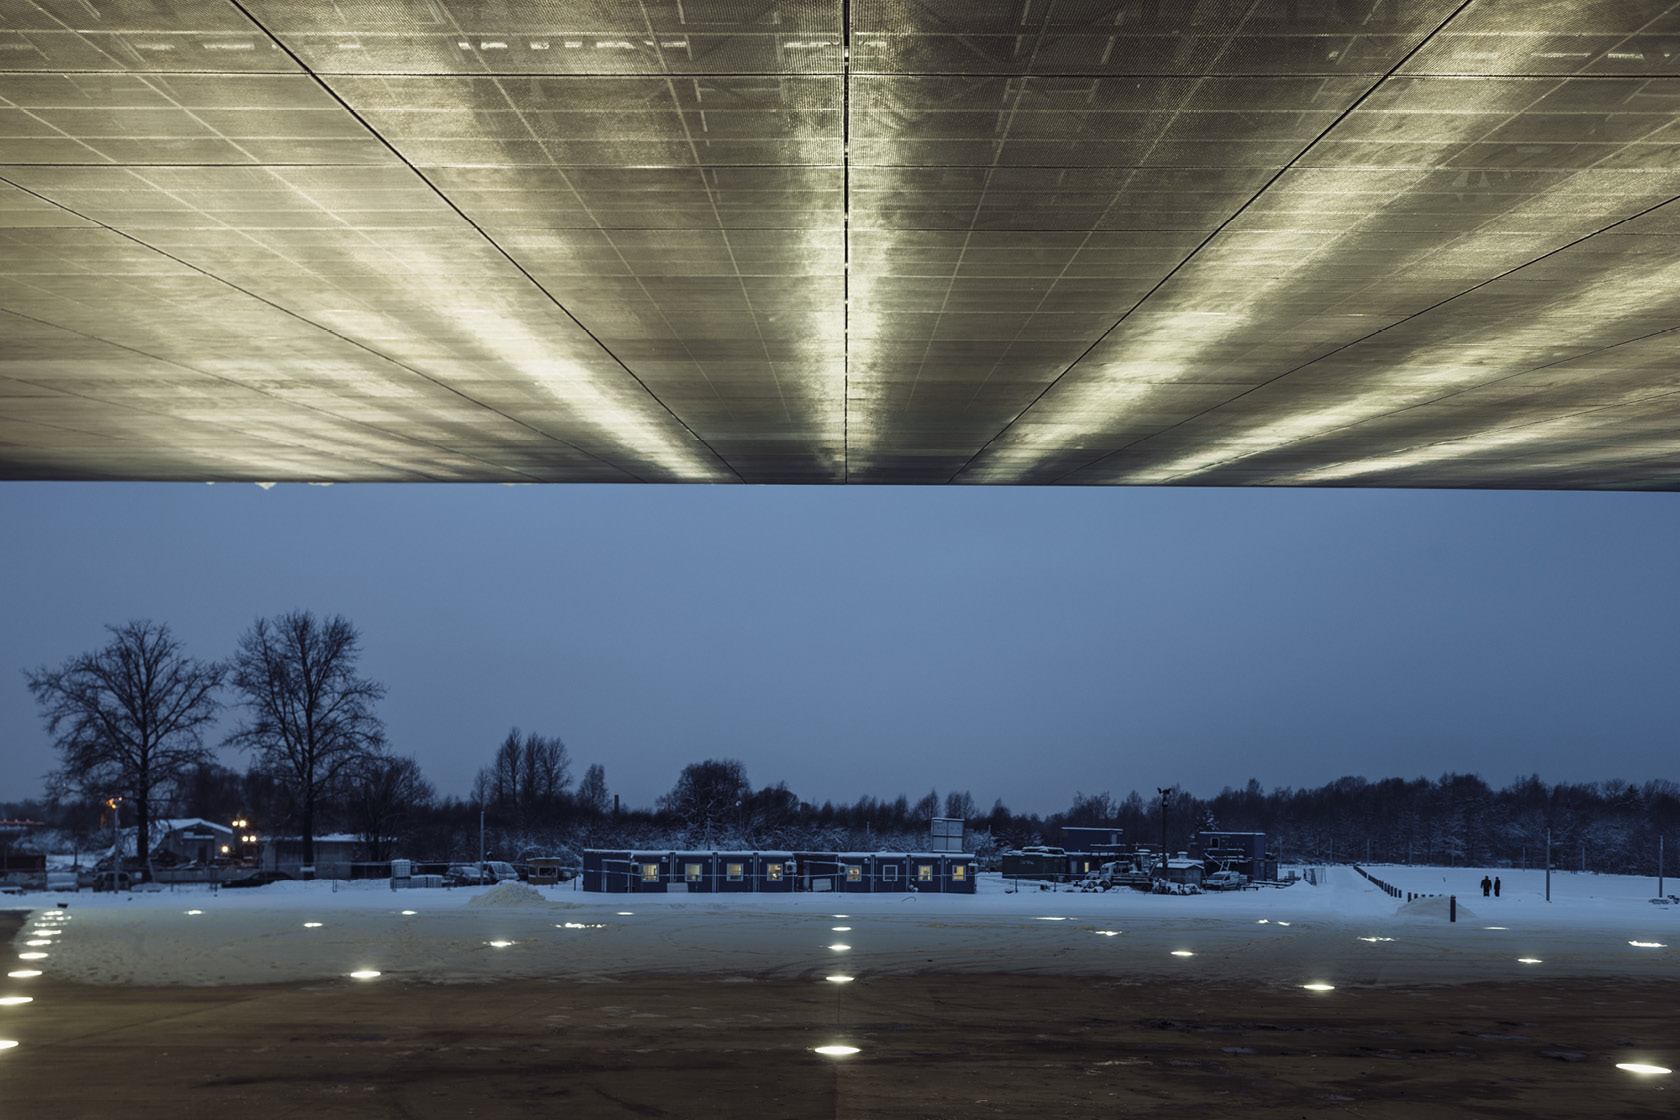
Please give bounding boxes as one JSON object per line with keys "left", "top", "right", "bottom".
{"left": 641, "top": 861, "right": 968, "bottom": 882}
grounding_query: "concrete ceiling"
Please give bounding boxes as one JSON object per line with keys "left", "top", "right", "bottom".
{"left": 5, "top": 0, "right": 1680, "bottom": 487}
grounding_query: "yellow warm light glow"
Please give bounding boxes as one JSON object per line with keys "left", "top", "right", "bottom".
{"left": 814, "top": 1045, "right": 860, "bottom": 1056}
{"left": 0, "top": 1041, "right": 18, "bottom": 1050}
{"left": 0, "top": 997, "right": 32, "bottom": 1005}
{"left": 1616, "top": 1063, "right": 1671, "bottom": 1075}
{"left": 17, "top": 954, "right": 47, "bottom": 961}
{"left": 23, "top": 941, "right": 50, "bottom": 948}
{"left": 7, "top": 972, "right": 42, "bottom": 979}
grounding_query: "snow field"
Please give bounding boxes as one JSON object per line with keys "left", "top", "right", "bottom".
{"left": 5, "top": 864, "right": 1674, "bottom": 988}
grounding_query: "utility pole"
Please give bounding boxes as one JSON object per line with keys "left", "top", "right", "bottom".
{"left": 1659, "top": 835, "right": 1665, "bottom": 898}
{"left": 1545, "top": 825, "right": 1552, "bottom": 902}
{"left": 1157, "top": 788, "right": 1172, "bottom": 876}
{"left": 478, "top": 808, "right": 485, "bottom": 875}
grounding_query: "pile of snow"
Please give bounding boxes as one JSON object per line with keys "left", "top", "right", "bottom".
{"left": 465, "top": 881, "right": 548, "bottom": 908}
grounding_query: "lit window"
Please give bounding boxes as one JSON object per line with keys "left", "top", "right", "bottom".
{"left": 685, "top": 864, "right": 702, "bottom": 882}
{"left": 883, "top": 866, "right": 898, "bottom": 881}
{"left": 640, "top": 864, "right": 659, "bottom": 882}
{"left": 952, "top": 865, "right": 967, "bottom": 881}
{"left": 918, "top": 864, "right": 934, "bottom": 881}
{"left": 845, "top": 865, "right": 861, "bottom": 882}
{"left": 767, "top": 864, "right": 783, "bottom": 881}
{"left": 727, "top": 863, "right": 744, "bottom": 881}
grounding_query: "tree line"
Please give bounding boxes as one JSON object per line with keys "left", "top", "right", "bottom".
{"left": 14, "top": 618, "right": 1680, "bottom": 876}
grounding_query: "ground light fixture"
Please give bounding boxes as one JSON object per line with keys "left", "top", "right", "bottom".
{"left": 0, "top": 1041, "right": 18, "bottom": 1051}
{"left": 1093, "top": 930, "right": 1121, "bottom": 937}
{"left": 7, "top": 972, "right": 41, "bottom": 979}
{"left": 1615, "top": 1063, "right": 1672, "bottom": 1075}
{"left": 185, "top": 910, "right": 203, "bottom": 915}
{"left": 825, "top": 975, "right": 854, "bottom": 983}
{"left": 0, "top": 997, "right": 33, "bottom": 1005}
{"left": 813, "top": 1045, "right": 860, "bottom": 1057}
{"left": 487, "top": 940, "right": 514, "bottom": 948}
{"left": 401, "top": 910, "right": 417, "bottom": 915}
{"left": 1628, "top": 941, "right": 1666, "bottom": 948}
{"left": 1517, "top": 958, "right": 1543, "bottom": 964}
{"left": 302, "top": 922, "right": 323, "bottom": 928}
{"left": 831, "top": 926, "right": 852, "bottom": 931}
{"left": 616, "top": 912, "right": 633, "bottom": 916}
{"left": 1171, "top": 950, "right": 1194, "bottom": 957}
{"left": 348, "top": 970, "right": 381, "bottom": 980}
{"left": 828, "top": 943, "right": 851, "bottom": 951}
{"left": 1301, "top": 983, "right": 1336, "bottom": 992}
{"left": 16, "top": 953, "right": 47, "bottom": 961}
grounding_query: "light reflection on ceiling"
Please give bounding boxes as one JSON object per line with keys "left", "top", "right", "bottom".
{"left": 5, "top": 1, "right": 1680, "bottom": 490}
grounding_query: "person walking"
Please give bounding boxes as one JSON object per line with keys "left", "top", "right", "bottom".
{"left": 1481, "top": 875, "right": 1492, "bottom": 897}
{"left": 1493, "top": 876, "right": 1501, "bottom": 898}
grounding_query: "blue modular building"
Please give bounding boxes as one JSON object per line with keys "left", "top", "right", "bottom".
{"left": 582, "top": 849, "right": 977, "bottom": 894}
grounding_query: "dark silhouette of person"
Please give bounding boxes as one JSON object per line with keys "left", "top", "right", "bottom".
{"left": 1481, "top": 875, "right": 1492, "bottom": 897}
{"left": 1493, "top": 876, "right": 1501, "bottom": 898}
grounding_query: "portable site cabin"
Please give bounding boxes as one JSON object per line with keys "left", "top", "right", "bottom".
{"left": 580, "top": 849, "right": 976, "bottom": 894}
{"left": 582, "top": 850, "right": 800, "bottom": 893}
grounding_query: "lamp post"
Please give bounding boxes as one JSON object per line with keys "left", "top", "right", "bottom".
{"left": 1157, "top": 787, "right": 1173, "bottom": 877}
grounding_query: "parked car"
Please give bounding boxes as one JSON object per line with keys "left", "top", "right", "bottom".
{"left": 223, "top": 870, "right": 294, "bottom": 889}
{"left": 1204, "top": 870, "right": 1249, "bottom": 891}
{"left": 446, "top": 861, "right": 519, "bottom": 886}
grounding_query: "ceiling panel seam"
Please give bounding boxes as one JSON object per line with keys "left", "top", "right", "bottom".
{"left": 0, "top": 171, "right": 630, "bottom": 483}
{"left": 223, "top": 0, "right": 745, "bottom": 485}
{"left": 942, "top": 0, "right": 1482, "bottom": 485}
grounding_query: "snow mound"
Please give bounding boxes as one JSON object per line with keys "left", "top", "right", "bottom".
{"left": 1398, "top": 894, "right": 1476, "bottom": 921}
{"left": 465, "top": 881, "right": 549, "bottom": 908}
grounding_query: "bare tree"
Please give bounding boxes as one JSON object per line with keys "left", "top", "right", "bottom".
{"left": 26, "top": 620, "right": 223, "bottom": 875}
{"left": 576, "top": 763, "right": 609, "bottom": 816}
{"left": 347, "top": 755, "right": 433, "bottom": 862}
{"left": 225, "top": 611, "right": 386, "bottom": 870}
{"left": 663, "top": 758, "right": 750, "bottom": 846}
{"left": 476, "top": 728, "right": 572, "bottom": 822}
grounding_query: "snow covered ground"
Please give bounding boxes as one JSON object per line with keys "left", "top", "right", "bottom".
{"left": 7, "top": 864, "right": 1676, "bottom": 987}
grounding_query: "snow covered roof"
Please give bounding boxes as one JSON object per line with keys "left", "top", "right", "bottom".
{"left": 159, "top": 818, "right": 233, "bottom": 836}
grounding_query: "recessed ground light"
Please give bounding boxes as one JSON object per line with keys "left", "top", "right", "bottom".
{"left": 814, "top": 1045, "right": 860, "bottom": 1056}
{"left": 185, "top": 910, "right": 203, "bottom": 915}
{"left": 559, "top": 922, "right": 605, "bottom": 929}
{"left": 1483, "top": 926, "right": 1508, "bottom": 930}
{"left": 1358, "top": 937, "right": 1394, "bottom": 943}
{"left": 1275, "top": 921, "right": 1291, "bottom": 927}
{"left": 23, "top": 942, "right": 50, "bottom": 948}
{"left": 0, "top": 997, "right": 33, "bottom": 1005}
{"left": 825, "top": 975, "right": 854, "bottom": 983}
{"left": 1094, "top": 930, "right": 1121, "bottom": 937}
{"left": 348, "top": 970, "right": 381, "bottom": 980}
{"left": 831, "top": 926, "right": 852, "bottom": 931}
{"left": 487, "top": 940, "right": 514, "bottom": 948}
{"left": 1171, "top": 950, "right": 1194, "bottom": 957}
{"left": 1616, "top": 1062, "right": 1671, "bottom": 1075}
{"left": 1034, "top": 916, "right": 1068, "bottom": 921}
{"left": 1301, "top": 983, "right": 1335, "bottom": 992}
{"left": 1629, "top": 941, "right": 1666, "bottom": 948}
{"left": 16, "top": 954, "right": 46, "bottom": 961}
{"left": 1518, "top": 958, "right": 1542, "bottom": 964}
{"left": 832, "top": 914, "right": 849, "bottom": 919}
{"left": 0, "top": 1041, "right": 17, "bottom": 1051}
{"left": 828, "top": 943, "right": 851, "bottom": 951}
{"left": 6, "top": 972, "right": 41, "bottom": 979}
{"left": 401, "top": 910, "right": 417, "bottom": 915}
{"left": 1256, "top": 919, "right": 1270, "bottom": 924}
{"left": 303, "top": 922, "right": 323, "bottom": 928}
{"left": 616, "top": 912, "right": 634, "bottom": 916}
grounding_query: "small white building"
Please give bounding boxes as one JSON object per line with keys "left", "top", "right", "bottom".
{"left": 156, "top": 819, "right": 235, "bottom": 865}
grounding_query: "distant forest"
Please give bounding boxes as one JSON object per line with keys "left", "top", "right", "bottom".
{"left": 6, "top": 763, "right": 1678, "bottom": 877}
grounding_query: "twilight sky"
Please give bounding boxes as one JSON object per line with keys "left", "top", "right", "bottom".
{"left": 2, "top": 482, "right": 1677, "bottom": 816}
